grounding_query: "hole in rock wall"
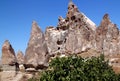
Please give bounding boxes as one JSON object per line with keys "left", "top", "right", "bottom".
{"left": 57, "top": 40, "right": 63, "bottom": 45}
{"left": 58, "top": 47, "right": 60, "bottom": 50}
{"left": 71, "top": 16, "right": 76, "bottom": 21}
{"left": 78, "top": 18, "right": 81, "bottom": 22}
{"left": 75, "top": 20, "right": 78, "bottom": 22}
{"left": 56, "top": 27, "right": 59, "bottom": 30}
{"left": 72, "top": 5, "right": 75, "bottom": 8}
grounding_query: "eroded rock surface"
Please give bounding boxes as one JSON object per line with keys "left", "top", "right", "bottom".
{"left": 17, "top": 51, "right": 24, "bottom": 64}
{"left": 95, "top": 14, "right": 119, "bottom": 55}
{"left": 45, "top": 1, "right": 96, "bottom": 55}
{"left": 1, "top": 40, "right": 16, "bottom": 65}
{"left": 24, "top": 21, "right": 49, "bottom": 69}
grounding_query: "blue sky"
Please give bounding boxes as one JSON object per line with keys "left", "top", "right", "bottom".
{"left": 0, "top": 0, "right": 120, "bottom": 55}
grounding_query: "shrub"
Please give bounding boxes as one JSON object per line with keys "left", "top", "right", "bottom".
{"left": 40, "top": 54, "right": 120, "bottom": 81}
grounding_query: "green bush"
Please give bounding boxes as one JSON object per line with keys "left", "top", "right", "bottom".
{"left": 40, "top": 54, "right": 120, "bottom": 81}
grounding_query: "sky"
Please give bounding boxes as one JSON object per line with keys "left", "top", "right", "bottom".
{"left": 0, "top": 0, "right": 120, "bottom": 56}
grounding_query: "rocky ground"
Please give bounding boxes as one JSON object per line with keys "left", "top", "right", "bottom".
{"left": 0, "top": 71, "right": 33, "bottom": 81}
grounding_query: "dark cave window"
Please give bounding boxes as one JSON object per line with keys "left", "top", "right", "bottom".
{"left": 61, "top": 26, "right": 69, "bottom": 30}
{"left": 71, "top": 16, "right": 76, "bottom": 20}
{"left": 56, "top": 27, "right": 59, "bottom": 30}
{"left": 57, "top": 40, "right": 63, "bottom": 45}
{"left": 78, "top": 18, "right": 81, "bottom": 22}
{"left": 75, "top": 20, "right": 78, "bottom": 22}
{"left": 58, "top": 47, "right": 60, "bottom": 50}
{"left": 72, "top": 5, "right": 74, "bottom": 8}
{"left": 64, "top": 38, "right": 67, "bottom": 43}
{"left": 65, "top": 19, "right": 69, "bottom": 22}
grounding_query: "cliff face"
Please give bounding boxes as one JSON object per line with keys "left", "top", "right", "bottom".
{"left": 45, "top": 1, "right": 96, "bottom": 55}
{"left": 45, "top": 1, "right": 120, "bottom": 56}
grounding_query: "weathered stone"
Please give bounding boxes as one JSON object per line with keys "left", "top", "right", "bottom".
{"left": 24, "top": 21, "right": 49, "bottom": 68}
{"left": 65, "top": 1, "right": 96, "bottom": 54}
{"left": 45, "top": 26, "right": 68, "bottom": 55}
{"left": 19, "top": 64, "right": 25, "bottom": 72}
{"left": 17, "top": 51, "right": 24, "bottom": 64}
{"left": 45, "top": 1, "right": 97, "bottom": 55}
{"left": 95, "top": 14, "right": 119, "bottom": 55}
{"left": 1, "top": 40, "right": 16, "bottom": 65}
{"left": 66, "top": 1, "right": 96, "bottom": 31}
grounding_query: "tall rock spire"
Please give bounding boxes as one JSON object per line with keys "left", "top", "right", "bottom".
{"left": 1, "top": 40, "right": 16, "bottom": 65}
{"left": 95, "top": 14, "right": 119, "bottom": 55}
{"left": 17, "top": 51, "right": 24, "bottom": 64}
{"left": 31, "top": 21, "right": 43, "bottom": 37}
{"left": 25, "top": 21, "right": 49, "bottom": 69}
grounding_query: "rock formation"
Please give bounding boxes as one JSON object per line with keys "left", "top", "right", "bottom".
{"left": 17, "top": 51, "right": 24, "bottom": 64}
{"left": 45, "top": 26, "right": 68, "bottom": 55}
{"left": 45, "top": 1, "right": 120, "bottom": 56}
{"left": 65, "top": 1, "right": 96, "bottom": 54}
{"left": 45, "top": 1, "right": 96, "bottom": 55}
{"left": 24, "top": 21, "right": 49, "bottom": 69}
{"left": 1, "top": 40, "right": 16, "bottom": 65}
{"left": 96, "top": 14, "right": 119, "bottom": 55}
{"left": 1, "top": 1, "right": 120, "bottom": 71}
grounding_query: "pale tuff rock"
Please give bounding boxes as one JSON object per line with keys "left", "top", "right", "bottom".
{"left": 45, "top": 1, "right": 120, "bottom": 57}
{"left": 1, "top": 40, "right": 16, "bottom": 65}
{"left": 45, "top": 1, "right": 96, "bottom": 55}
{"left": 65, "top": 1, "right": 96, "bottom": 53}
{"left": 45, "top": 26, "right": 68, "bottom": 55}
{"left": 66, "top": 1, "right": 96, "bottom": 30}
{"left": 24, "top": 21, "right": 49, "bottom": 68}
{"left": 17, "top": 51, "right": 24, "bottom": 64}
{"left": 96, "top": 14, "right": 119, "bottom": 55}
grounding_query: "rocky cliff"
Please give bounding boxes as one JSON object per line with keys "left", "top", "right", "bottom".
{"left": 45, "top": 1, "right": 120, "bottom": 56}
